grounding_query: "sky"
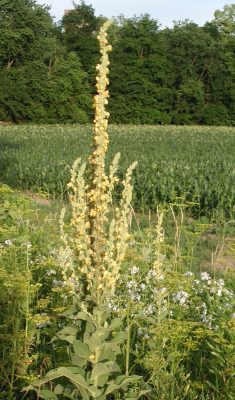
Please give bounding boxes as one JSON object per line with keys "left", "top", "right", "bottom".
{"left": 37, "top": 0, "right": 229, "bottom": 27}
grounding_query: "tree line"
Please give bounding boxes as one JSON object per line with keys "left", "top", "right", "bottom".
{"left": 0, "top": 0, "right": 234, "bottom": 125}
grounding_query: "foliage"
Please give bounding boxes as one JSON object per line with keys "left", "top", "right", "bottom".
{"left": 61, "top": 0, "right": 105, "bottom": 84}
{"left": 0, "top": 184, "right": 37, "bottom": 397}
{"left": 26, "top": 307, "right": 148, "bottom": 399}
{"left": 0, "top": 0, "right": 91, "bottom": 123}
{"left": 1, "top": 124, "right": 235, "bottom": 218}
{"left": 108, "top": 15, "right": 172, "bottom": 124}
{"left": 0, "top": 0, "right": 53, "bottom": 68}
{"left": 25, "top": 21, "right": 146, "bottom": 400}
{"left": 0, "top": 8, "right": 235, "bottom": 400}
{"left": 0, "top": 184, "right": 234, "bottom": 399}
{"left": 0, "top": 1, "right": 234, "bottom": 124}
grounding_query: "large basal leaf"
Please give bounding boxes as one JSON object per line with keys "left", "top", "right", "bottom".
{"left": 54, "top": 384, "right": 64, "bottom": 394}
{"left": 44, "top": 367, "right": 90, "bottom": 392}
{"left": 97, "top": 342, "right": 121, "bottom": 362}
{"left": 73, "top": 340, "right": 91, "bottom": 359}
{"left": 115, "top": 375, "right": 142, "bottom": 389}
{"left": 37, "top": 388, "right": 58, "bottom": 399}
{"left": 56, "top": 326, "right": 77, "bottom": 344}
{"left": 111, "top": 330, "right": 127, "bottom": 343}
{"left": 103, "top": 382, "right": 121, "bottom": 396}
{"left": 90, "top": 361, "right": 118, "bottom": 387}
{"left": 71, "top": 354, "right": 87, "bottom": 368}
{"left": 125, "top": 389, "right": 151, "bottom": 399}
{"left": 108, "top": 318, "right": 123, "bottom": 331}
{"left": 89, "top": 327, "right": 111, "bottom": 345}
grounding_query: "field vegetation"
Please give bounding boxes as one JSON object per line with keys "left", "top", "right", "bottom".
{"left": 0, "top": 13, "right": 235, "bottom": 400}
{"left": 1, "top": 124, "right": 235, "bottom": 219}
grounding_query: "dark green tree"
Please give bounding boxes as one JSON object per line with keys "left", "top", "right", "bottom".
{"left": 0, "top": 0, "right": 91, "bottom": 123}
{"left": 109, "top": 15, "right": 173, "bottom": 124}
{"left": 45, "top": 52, "right": 91, "bottom": 123}
{"left": 0, "top": 0, "right": 54, "bottom": 68}
{"left": 161, "top": 18, "right": 234, "bottom": 125}
{"left": 212, "top": 4, "right": 235, "bottom": 124}
{"left": 61, "top": 1, "right": 105, "bottom": 82}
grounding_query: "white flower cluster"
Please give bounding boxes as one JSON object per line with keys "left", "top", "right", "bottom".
{"left": 112, "top": 265, "right": 234, "bottom": 332}
{"left": 192, "top": 272, "right": 233, "bottom": 300}
{"left": 0, "top": 239, "right": 13, "bottom": 247}
{"left": 4, "top": 239, "right": 13, "bottom": 246}
{"left": 46, "top": 269, "right": 57, "bottom": 276}
{"left": 20, "top": 241, "right": 32, "bottom": 248}
{"left": 52, "top": 279, "right": 66, "bottom": 288}
{"left": 172, "top": 290, "right": 189, "bottom": 306}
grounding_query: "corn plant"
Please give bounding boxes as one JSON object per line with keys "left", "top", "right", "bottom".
{"left": 1, "top": 124, "right": 235, "bottom": 219}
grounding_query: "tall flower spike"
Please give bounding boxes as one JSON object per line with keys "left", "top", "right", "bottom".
{"left": 59, "top": 21, "right": 137, "bottom": 307}
{"left": 88, "top": 21, "right": 113, "bottom": 286}
{"left": 153, "top": 209, "right": 165, "bottom": 278}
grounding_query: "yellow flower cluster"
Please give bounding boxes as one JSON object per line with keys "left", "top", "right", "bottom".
{"left": 59, "top": 21, "right": 137, "bottom": 306}
{"left": 153, "top": 210, "right": 165, "bottom": 278}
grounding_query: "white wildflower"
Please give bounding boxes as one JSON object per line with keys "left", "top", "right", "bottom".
{"left": 200, "top": 272, "right": 211, "bottom": 281}
{"left": 184, "top": 271, "right": 194, "bottom": 277}
{"left": 130, "top": 265, "right": 139, "bottom": 275}
{"left": 4, "top": 239, "right": 13, "bottom": 246}
{"left": 147, "top": 269, "right": 157, "bottom": 277}
{"left": 21, "top": 242, "right": 32, "bottom": 248}
{"left": 46, "top": 269, "right": 57, "bottom": 276}
{"left": 131, "top": 293, "right": 141, "bottom": 302}
{"left": 173, "top": 290, "right": 189, "bottom": 306}
{"left": 145, "top": 304, "right": 156, "bottom": 315}
{"left": 140, "top": 283, "right": 146, "bottom": 290}
{"left": 144, "top": 333, "right": 150, "bottom": 340}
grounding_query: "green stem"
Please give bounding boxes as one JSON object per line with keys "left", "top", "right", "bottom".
{"left": 125, "top": 305, "right": 131, "bottom": 376}
{"left": 25, "top": 245, "right": 30, "bottom": 353}
{"left": 9, "top": 306, "right": 19, "bottom": 398}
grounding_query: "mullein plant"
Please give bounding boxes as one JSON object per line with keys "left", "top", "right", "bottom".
{"left": 26, "top": 21, "right": 149, "bottom": 400}
{"left": 59, "top": 21, "right": 137, "bottom": 307}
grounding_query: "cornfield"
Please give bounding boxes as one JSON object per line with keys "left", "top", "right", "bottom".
{"left": 1, "top": 124, "right": 235, "bottom": 217}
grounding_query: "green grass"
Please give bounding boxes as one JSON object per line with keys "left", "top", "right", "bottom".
{"left": 1, "top": 124, "right": 235, "bottom": 217}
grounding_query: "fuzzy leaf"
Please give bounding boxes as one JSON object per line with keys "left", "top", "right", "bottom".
{"left": 90, "top": 327, "right": 110, "bottom": 345}
{"left": 90, "top": 369, "right": 109, "bottom": 387}
{"left": 90, "top": 361, "right": 118, "bottom": 387}
{"left": 44, "top": 367, "right": 91, "bottom": 392}
{"left": 73, "top": 340, "right": 91, "bottom": 359}
{"left": 98, "top": 342, "right": 120, "bottom": 362}
{"left": 115, "top": 375, "right": 142, "bottom": 389}
{"left": 76, "top": 311, "right": 94, "bottom": 324}
{"left": 37, "top": 389, "right": 58, "bottom": 399}
{"left": 61, "top": 305, "right": 77, "bottom": 317}
{"left": 112, "top": 331, "right": 127, "bottom": 343}
{"left": 125, "top": 389, "right": 151, "bottom": 399}
{"left": 103, "top": 382, "right": 120, "bottom": 396}
{"left": 108, "top": 318, "right": 123, "bottom": 330}
{"left": 71, "top": 354, "right": 87, "bottom": 368}
{"left": 54, "top": 384, "right": 64, "bottom": 394}
{"left": 56, "top": 326, "right": 77, "bottom": 344}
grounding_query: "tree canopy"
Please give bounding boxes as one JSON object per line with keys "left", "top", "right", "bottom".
{"left": 0, "top": 0, "right": 234, "bottom": 125}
